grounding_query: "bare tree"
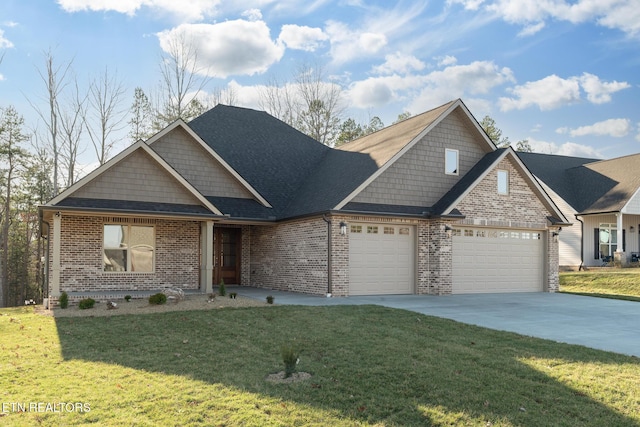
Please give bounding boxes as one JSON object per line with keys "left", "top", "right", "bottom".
{"left": 85, "top": 67, "right": 127, "bottom": 166}
{"left": 59, "top": 79, "right": 87, "bottom": 187}
{"left": 209, "top": 85, "right": 238, "bottom": 107}
{"left": 155, "top": 31, "right": 211, "bottom": 128}
{"left": 27, "top": 48, "right": 73, "bottom": 195}
{"left": 258, "top": 75, "right": 298, "bottom": 127}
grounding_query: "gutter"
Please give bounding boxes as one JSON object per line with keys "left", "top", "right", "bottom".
{"left": 575, "top": 214, "right": 585, "bottom": 271}
{"left": 322, "top": 214, "right": 333, "bottom": 297}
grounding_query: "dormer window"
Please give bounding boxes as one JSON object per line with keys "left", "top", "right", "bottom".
{"left": 497, "top": 169, "right": 509, "bottom": 194}
{"left": 445, "top": 149, "right": 458, "bottom": 175}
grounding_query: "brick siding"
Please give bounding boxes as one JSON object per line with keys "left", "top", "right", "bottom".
{"left": 53, "top": 214, "right": 200, "bottom": 293}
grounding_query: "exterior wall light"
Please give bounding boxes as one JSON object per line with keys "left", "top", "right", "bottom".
{"left": 339, "top": 221, "right": 347, "bottom": 235}
{"left": 444, "top": 224, "right": 453, "bottom": 237}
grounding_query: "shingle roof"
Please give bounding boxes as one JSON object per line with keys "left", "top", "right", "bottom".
{"left": 519, "top": 152, "right": 640, "bottom": 214}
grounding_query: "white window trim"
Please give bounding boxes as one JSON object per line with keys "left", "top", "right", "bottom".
{"left": 103, "top": 224, "right": 156, "bottom": 273}
{"left": 445, "top": 149, "right": 459, "bottom": 176}
{"left": 497, "top": 169, "right": 509, "bottom": 195}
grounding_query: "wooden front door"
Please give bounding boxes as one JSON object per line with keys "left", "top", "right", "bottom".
{"left": 214, "top": 228, "right": 241, "bottom": 285}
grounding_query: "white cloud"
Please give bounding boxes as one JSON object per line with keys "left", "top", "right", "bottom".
{"left": 0, "top": 29, "right": 14, "bottom": 49}
{"left": 157, "top": 21, "right": 284, "bottom": 78}
{"left": 579, "top": 72, "right": 630, "bottom": 104}
{"left": 57, "top": 0, "right": 219, "bottom": 21}
{"left": 241, "top": 8, "right": 262, "bottom": 21}
{"left": 528, "top": 137, "right": 603, "bottom": 158}
{"left": 372, "top": 53, "right": 426, "bottom": 75}
{"left": 347, "top": 60, "right": 514, "bottom": 110}
{"left": 517, "top": 21, "right": 545, "bottom": 36}
{"left": 325, "top": 20, "right": 387, "bottom": 65}
{"left": 278, "top": 24, "right": 328, "bottom": 51}
{"left": 478, "top": 0, "right": 640, "bottom": 37}
{"left": 500, "top": 73, "right": 630, "bottom": 112}
{"left": 500, "top": 75, "right": 581, "bottom": 111}
{"left": 561, "top": 118, "right": 631, "bottom": 138}
{"left": 436, "top": 55, "right": 457, "bottom": 67}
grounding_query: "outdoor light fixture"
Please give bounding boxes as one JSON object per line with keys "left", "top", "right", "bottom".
{"left": 444, "top": 224, "right": 453, "bottom": 237}
{"left": 339, "top": 221, "right": 347, "bottom": 235}
{"left": 631, "top": 226, "right": 635, "bottom": 233}
{"left": 552, "top": 231, "right": 560, "bottom": 242}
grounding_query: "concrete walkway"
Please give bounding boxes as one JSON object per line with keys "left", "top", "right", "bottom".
{"left": 235, "top": 287, "right": 640, "bottom": 357}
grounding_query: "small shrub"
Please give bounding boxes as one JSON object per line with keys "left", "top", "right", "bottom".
{"left": 124, "top": 295, "right": 132, "bottom": 302}
{"left": 266, "top": 295, "right": 274, "bottom": 304}
{"left": 229, "top": 292, "right": 237, "bottom": 299}
{"left": 78, "top": 298, "right": 96, "bottom": 310}
{"left": 149, "top": 293, "right": 167, "bottom": 305}
{"left": 59, "top": 292, "right": 69, "bottom": 309}
{"left": 281, "top": 344, "right": 299, "bottom": 378}
{"left": 218, "top": 279, "right": 226, "bottom": 296}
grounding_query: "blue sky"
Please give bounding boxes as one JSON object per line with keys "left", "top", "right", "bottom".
{"left": 1, "top": 0, "right": 639, "bottom": 168}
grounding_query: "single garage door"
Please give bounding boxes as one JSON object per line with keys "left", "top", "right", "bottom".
{"left": 349, "top": 224, "right": 415, "bottom": 295}
{"left": 452, "top": 228, "right": 544, "bottom": 293}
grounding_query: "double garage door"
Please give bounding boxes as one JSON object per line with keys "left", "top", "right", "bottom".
{"left": 452, "top": 228, "right": 544, "bottom": 293}
{"left": 348, "top": 223, "right": 544, "bottom": 295}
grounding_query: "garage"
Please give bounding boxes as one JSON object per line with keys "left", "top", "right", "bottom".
{"left": 452, "top": 228, "right": 544, "bottom": 293}
{"left": 348, "top": 224, "right": 415, "bottom": 295}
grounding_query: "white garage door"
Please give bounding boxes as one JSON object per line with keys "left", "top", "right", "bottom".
{"left": 349, "top": 224, "right": 415, "bottom": 295}
{"left": 452, "top": 228, "right": 544, "bottom": 293}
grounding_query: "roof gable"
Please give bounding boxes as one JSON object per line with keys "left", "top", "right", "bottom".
{"left": 333, "top": 99, "right": 496, "bottom": 210}
{"left": 47, "top": 141, "right": 221, "bottom": 215}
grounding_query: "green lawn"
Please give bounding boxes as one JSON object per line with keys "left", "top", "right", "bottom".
{"left": 560, "top": 269, "right": 640, "bottom": 301}
{"left": 1, "top": 305, "right": 639, "bottom": 426}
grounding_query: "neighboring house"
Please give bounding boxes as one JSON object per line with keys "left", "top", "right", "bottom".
{"left": 520, "top": 152, "right": 640, "bottom": 269}
{"left": 40, "top": 99, "right": 569, "bottom": 304}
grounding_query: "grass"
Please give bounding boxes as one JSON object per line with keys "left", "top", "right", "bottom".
{"left": 1, "top": 305, "right": 639, "bottom": 426}
{"left": 560, "top": 269, "right": 640, "bottom": 301}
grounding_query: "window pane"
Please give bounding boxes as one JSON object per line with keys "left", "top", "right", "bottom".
{"left": 104, "top": 249, "right": 127, "bottom": 271}
{"left": 445, "top": 149, "right": 458, "bottom": 175}
{"left": 130, "top": 226, "right": 154, "bottom": 272}
{"left": 497, "top": 170, "right": 508, "bottom": 194}
{"left": 104, "top": 225, "right": 126, "bottom": 248}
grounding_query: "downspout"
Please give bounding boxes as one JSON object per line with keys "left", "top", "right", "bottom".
{"left": 322, "top": 215, "right": 332, "bottom": 296}
{"left": 39, "top": 210, "right": 50, "bottom": 306}
{"left": 575, "top": 214, "right": 584, "bottom": 271}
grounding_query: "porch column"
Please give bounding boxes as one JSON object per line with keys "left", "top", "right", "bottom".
{"left": 616, "top": 213, "right": 624, "bottom": 253}
{"left": 51, "top": 212, "right": 61, "bottom": 297}
{"left": 200, "top": 221, "right": 214, "bottom": 293}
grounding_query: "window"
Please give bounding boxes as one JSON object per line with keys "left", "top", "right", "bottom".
{"left": 497, "top": 170, "right": 509, "bottom": 194}
{"left": 350, "top": 225, "right": 362, "bottom": 234}
{"left": 104, "top": 224, "right": 155, "bottom": 272}
{"left": 445, "top": 149, "right": 459, "bottom": 175}
{"left": 452, "top": 229, "right": 461, "bottom": 237}
{"left": 384, "top": 227, "right": 395, "bottom": 235}
{"left": 599, "top": 223, "right": 617, "bottom": 258}
{"left": 399, "top": 228, "right": 410, "bottom": 235}
{"left": 367, "top": 226, "right": 379, "bottom": 234}
{"left": 464, "top": 229, "right": 474, "bottom": 237}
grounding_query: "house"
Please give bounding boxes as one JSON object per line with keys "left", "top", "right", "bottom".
{"left": 39, "top": 99, "right": 569, "bottom": 304}
{"left": 519, "top": 152, "right": 640, "bottom": 269}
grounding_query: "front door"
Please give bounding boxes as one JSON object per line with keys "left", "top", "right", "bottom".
{"left": 214, "top": 228, "right": 241, "bottom": 285}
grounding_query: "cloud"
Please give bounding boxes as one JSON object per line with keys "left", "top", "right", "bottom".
{"left": 499, "top": 73, "right": 629, "bottom": 111}
{"left": 527, "top": 137, "right": 603, "bottom": 158}
{"left": 278, "top": 24, "right": 328, "bottom": 51}
{"left": 347, "top": 60, "right": 514, "bottom": 109}
{"left": 325, "top": 20, "right": 387, "bottom": 65}
{"left": 157, "top": 21, "right": 285, "bottom": 78}
{"left": 372, "top": 53, "right": 426, "bottom": 75}
{"left": 57, "top": 0, "right": 219, "bottom": 21}
{"left": 475, "top": 0, "right": 640, "bottom": 37}
{"left": 436, "top": 55, "right": 457, "bottom": 67}
{"left": 241, "top": 8, "right": 262, "bottom": 21}
{"left": 636, "top": 123, "right": 640, "bottom": 142}
{"left": 500, "top": 75, "right": 581, "bottom": 111}
{"left": 578, "top": 73, "right": 630, "bottom": 104}
{"left": 0, "top": 29, "right": 14, "bottom": 49}
{"left": 559, "top": 118, "right": 631, "bottom": 138}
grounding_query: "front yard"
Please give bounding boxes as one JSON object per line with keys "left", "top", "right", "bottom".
{"left": 560, "top": 269, "right": 640, "bottom": 301}
{"left": 1, "top": 304, "right": 639, "bottom": 426}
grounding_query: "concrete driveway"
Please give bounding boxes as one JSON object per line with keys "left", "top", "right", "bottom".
{"left": 236, "top": 287, "right": 640, "bottom": 357}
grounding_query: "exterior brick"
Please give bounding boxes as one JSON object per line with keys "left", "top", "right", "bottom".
{"left": 53, "top": 214, "right": 200, "bottom": 293}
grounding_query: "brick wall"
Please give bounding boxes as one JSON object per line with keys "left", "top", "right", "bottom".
{"left": 250, "top": 217, "right": 329, "bottom": 295}
{"left": 54, "top": 214, "right": 200, "bottom": 292}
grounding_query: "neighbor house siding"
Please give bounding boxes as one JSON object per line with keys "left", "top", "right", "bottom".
{"left": 151, "top": 127, "right": 254, "bottom": 199}
{"left": 250, "top": 218, "right": 328, "bottom": 295}
{"left": 353, "top": 110, "right": 489, "bottom": 207}
{"left": 73, "top": 148, "right": 201, "bottom": 205}
{"left": 54, "top": 214, "right": 200, "bottom": 293}
{"left": 622, "top": 187, "right": 640, "bottom": 214}
{"left": 581, "top": 213, "right": 640, "bottom": 266}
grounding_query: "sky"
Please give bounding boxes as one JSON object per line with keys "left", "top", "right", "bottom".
{"left": 1, "top": 0, "right": 639, "bottom": 168}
